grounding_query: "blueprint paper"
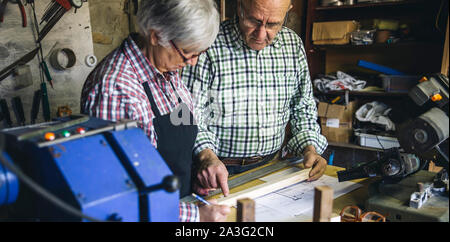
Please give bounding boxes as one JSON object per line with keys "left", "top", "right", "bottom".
{"left": 255, "top": 173, "right": 362, "bottom": 222}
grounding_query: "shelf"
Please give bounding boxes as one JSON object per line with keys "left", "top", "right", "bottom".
{"left": 328, "top": 142, "right": 383, "bottom": 152}
{"left": 314, "top": 90, "right": 409, "bottom": 97}
{"left": 314, "top": 0, "right": 426, "bottom": 11}
{"left": 313, "top": 41, "right": 443, "bottom": 51}
{"left": 305, "top": 0, "right": 445, "bottom": 88}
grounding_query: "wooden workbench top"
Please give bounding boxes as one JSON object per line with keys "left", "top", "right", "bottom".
{"left": 205, "top": 161, "right": 373, "bottom": 222}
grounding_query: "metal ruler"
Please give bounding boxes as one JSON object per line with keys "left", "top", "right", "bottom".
{"left": 181, "top": 157, "right": 303, "bottom": 203}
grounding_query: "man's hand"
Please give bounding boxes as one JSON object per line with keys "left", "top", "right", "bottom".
{"left": 195, "top": 149, "right": 230, "bottom": 196}
{"left": 302, "top": 146, "right": 327, "bottom": 181}
{"left": 199, "top": 199, "right": 230, "bottom": 222}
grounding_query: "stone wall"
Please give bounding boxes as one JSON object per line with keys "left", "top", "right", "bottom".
{"left": 0, "top": 0, "right": 94, "bottom": 128}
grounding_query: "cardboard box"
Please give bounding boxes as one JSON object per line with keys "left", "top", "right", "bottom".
{"left": 312, "top": 21, "right": 359, "bottom": 45}
{"left": 320, "top": 119, "right": 353, "bottom": 143}
{"left": 317, "top": 101, "right": 357, "bottom": 143}
{"left": 317, "top": 101, "right": 357, "bottom": 122}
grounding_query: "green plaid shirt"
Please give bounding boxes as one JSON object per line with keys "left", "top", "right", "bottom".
{"left": 182, "top": 17, "right": 327, "bottom": 158}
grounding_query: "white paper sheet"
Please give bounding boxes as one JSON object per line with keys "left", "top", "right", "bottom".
{"left": 255, "top": 173, "right": 362, "bottom": 222}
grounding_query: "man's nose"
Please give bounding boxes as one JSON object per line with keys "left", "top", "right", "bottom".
{"left": 187, "top": 56, "right": 199, "bottom": 66}
{"left": 254, "top": 24, "right": 267, "bottom": 40}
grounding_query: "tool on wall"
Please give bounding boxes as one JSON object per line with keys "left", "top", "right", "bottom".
{"left": 0, "top": 0, "right": 27, "bottom": 27}
{"left": 41, "top": 82, "right": 51, "bottom": 122}
{"left": 30, "top": 89, "right": 41, "bottom": 124}
{"left": 0, "top": 0, "right": 6, "bottom": 22}
{"left": 27, "top": 0, "right": 52, "bottom": 122}
{"left": 0, "top": 99, "right": 12, "bottom": 128}
{"left": 11, "top": 96, "right": 25, "bottom": 126}
{"left": 37, "top": 0, "right": 84, "bottom": 43}
{"left": 0, "top": 47, "right": 39, "bottom": 83}
{"left": 49, "top": 48, "right": 76, "bottom": 70}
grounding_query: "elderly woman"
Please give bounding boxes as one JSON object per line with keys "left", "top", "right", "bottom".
{"left": 81, "top": 0, "right": 229, "bottom": 222}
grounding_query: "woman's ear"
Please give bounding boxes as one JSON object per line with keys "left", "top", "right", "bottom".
{"left": 149, "top": 30, "right": 160, "bottom": 46}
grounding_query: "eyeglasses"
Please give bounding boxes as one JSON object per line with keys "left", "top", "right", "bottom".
{"left": 170, "top": 40, "right": 207, "bottom": 63}
{"left": 239, "top": 1, "right": 287, "bottom": 32}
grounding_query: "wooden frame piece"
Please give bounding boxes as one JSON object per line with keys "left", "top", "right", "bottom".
{"left": 217, "top": 168, "right": 311, "bottom": 207}
{"left": 313, "top": 186, "right": 334, "bottom": 222}
{"left": 237, "top": 198, "right": 255, "bottom": 222}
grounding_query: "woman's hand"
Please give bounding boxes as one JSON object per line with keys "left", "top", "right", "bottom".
{"left": 199, "top": 199, "right": 230, "bottom": 222}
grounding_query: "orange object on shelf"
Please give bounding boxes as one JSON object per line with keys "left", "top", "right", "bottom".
{"left": 419, "top": 77, "right": 428, "bottom": 83}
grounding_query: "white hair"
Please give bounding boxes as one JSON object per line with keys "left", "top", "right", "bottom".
{"left": 137, "top": 0, "right": 220, "bottom": 52}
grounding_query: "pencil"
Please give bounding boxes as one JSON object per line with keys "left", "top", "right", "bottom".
{"left": 192, "top": 193, "right": 211, "bottom": 205}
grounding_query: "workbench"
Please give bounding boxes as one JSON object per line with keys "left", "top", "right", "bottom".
{"left": 204, "top": 160, "right": 373, "bottom": 222}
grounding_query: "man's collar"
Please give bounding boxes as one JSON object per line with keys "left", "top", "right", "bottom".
{"left": 230, "top": 16, "right": 283, "bottom": 51}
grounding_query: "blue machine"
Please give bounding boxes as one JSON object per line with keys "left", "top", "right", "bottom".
{"left": 0, "top": 154, "right": 19, "bottom": 206}
{"left": 0, "top": 115, "right": 179, "bottom": 222}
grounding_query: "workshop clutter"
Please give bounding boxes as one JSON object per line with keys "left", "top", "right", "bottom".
{"left": 355, "top": 101, "right": 395, "bottom": 131}
{"left": 354, "top": 101, "right": 400, "bottom": 149}
{"left": 314, "top": 71, "right": 367, "bottom": 92}
{"left": 340, "top": 205, "right": 386, "bottom": 222}
{"left": 313, "top": 18, "right": 413, "bottom": 46}
{"left": 312, "top": 21, "right": 359, "bottom": 45}
{"left": 318, "top": 100, "right": 358, "bottom": 143}
{"left": 380, "top": 74, "right": 421, "bottom": 93}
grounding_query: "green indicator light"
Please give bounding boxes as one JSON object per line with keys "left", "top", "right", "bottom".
{"left": 61, "top": 131, "right": 71, "bottom": 138}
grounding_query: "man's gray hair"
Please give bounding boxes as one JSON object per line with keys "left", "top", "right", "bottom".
{"left": 137, "top": 0, "right": 220, "bottom": 52}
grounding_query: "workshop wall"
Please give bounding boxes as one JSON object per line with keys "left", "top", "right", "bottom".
{"left": 0, "top": 0, "right": 94, "bottom": 128}
{"left": 89, "top": 0, "right": 132, "bottom": 62}
{"left": 88, "top": 0, "right": 307, "bottom": 61}
{"left": 0, "top": 0, "right": 307, "bottom": 129}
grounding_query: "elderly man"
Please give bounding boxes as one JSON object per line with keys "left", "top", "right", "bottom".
{"left": 81, "top": 0, "right": 229, "bottom": 222}
{"left": 183, "top": 0, "right": 328, "bottom": 196}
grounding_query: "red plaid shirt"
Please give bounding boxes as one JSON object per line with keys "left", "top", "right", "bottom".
{"left": 81, "top": 35, "right": 199, "bottom": 222}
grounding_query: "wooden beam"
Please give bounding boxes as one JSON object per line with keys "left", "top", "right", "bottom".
{"left": 441, "top": 16, "right": 449, "bottom": 76}
{"left": 313, "top": 186, "right": 334, "bottom": 222}
{"left": 217, "top": 168, "right": 311, "bottom": 207}
{"left": 220, "top": 0, "right": 227, "bottom": 22}
{"left": 237, "top": 198, "right": 255, "bottom": 222}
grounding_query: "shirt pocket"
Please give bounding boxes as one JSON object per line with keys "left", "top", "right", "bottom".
{"left": 267, "top": 74, "right": 296, "bottom": 117}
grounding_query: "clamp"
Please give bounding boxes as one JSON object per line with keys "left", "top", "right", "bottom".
{"left": 0, "top": 0, "right": 27, "bottom": 27}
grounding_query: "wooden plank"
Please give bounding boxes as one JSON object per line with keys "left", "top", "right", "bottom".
{"left": 217, "top": 168, "right": 311, "bottom": 207}
{"left": 237, "top": 198, "right": 255, "bottom": 222}
{"left": 441, "top": 16, "right": 449, "bottom": 76}
{"left": 313, "top": 186, "right": 334, "bottom": 222}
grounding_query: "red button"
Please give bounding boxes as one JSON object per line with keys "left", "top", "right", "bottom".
{"left": 76, "top": 127, "right": 86, "bottom": 134}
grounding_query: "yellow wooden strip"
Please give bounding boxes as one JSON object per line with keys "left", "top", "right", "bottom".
{"left": 217, "top": 168, "right": 311, "bottom": 207}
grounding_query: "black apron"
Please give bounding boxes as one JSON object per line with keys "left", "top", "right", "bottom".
{"left": 142, "top": 81, "right": 198, "bottom": 198}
